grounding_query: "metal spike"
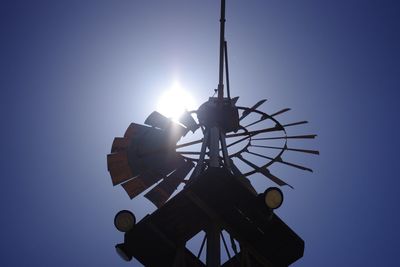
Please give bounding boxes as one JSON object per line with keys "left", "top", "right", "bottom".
{"left": 236, "top": 155, "right": 292, "bottom": 188}
{"left": 252, "top": 134, "right": 317, "bottom": 141}
{"left": 270, "top": 108, "right": 291, "bottom": 117}
{"left": 239, "top": 99, "right": 267, "bottom": 120}
{"left": 144, "top": 161, "right": 194, "bottom": 207}
{"left": 259, "top": 168, "right": 293, "bottom": 189}
{"left": 244, "top": 108, "right": 289, "bottom": 128}
{"left": 286, "top": 147, "right": 319, "bottom": 155}
{"left": 244, "top": 118, "right": 264, "bottom": 128}
{"left": 277, "top": 156, "right": 313, "bottom": 172}
{"left": 252, "top": 151, "right": 310, "bottom": 171}
{"left": 282, "top": 121, "right": 308, "bottom": 127}
{"left": 121, "top": 171, "right": 162, "bottom": 199}
{"left": 251, "top": 144, "right": 319, "bottom": 155}
{"left": 246, "top": 150, "right": 313, "bottom": 172}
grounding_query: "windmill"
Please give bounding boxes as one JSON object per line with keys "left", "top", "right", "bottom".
{"left": 107, "top": 1, "right": 318, "bottom": 266}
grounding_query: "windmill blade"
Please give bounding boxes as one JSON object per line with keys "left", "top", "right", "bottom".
{"left": 259, "top": 168, "right": 293, "bottom": 189}
{"left": 107, "top": 151, "right": 129, "bottom": 172}
{"left": 269, "top": 108, "right": 291, "bottom": 117}
{"left": 121, "top": 171, "right": 162, "bottom": 199}
{"left": 244, "top": 118, "right": 264, "bottom": 128}
{"left": 226, "top": 125, "right": 283, "bottom": 139}
{"left": 124, "top": 123, "right": 150, "bottom": 140}
{"left": 145, "top": 111, "right": 189, "bottom": 139}
{"left": 236, "top": 155, "right": 292, "bottom": 188}
{"left": 246, "top": 151, "right": 313, "bottom": 172}
{"left": 144, "top": 111, "right": 171, "bottom": 129}
{"left": 107, "top": 152, "right": 135, "bottom": 185}
{"left": 178, "top": 110, "right": 199, "bottom": 132}
{"left": 239, "top": 99, "right": 267, "bottom": 121}
{"left": 252, "top": 134, "right": 317, "bottom": 141}
{"left": 277, "top": 156, "right": 313, "bottom": 172}
{"left": 251, "top": 144, "right": 320, "bottom": 155}
{"left": 225, "top": 125, "right": 283, "bottom": 149}
{"left": 144, "top": 160, "right": 195, "bottom": 207}
{"left": 208, "top": 124, "right": 291, "bottom": 153}
{"left": 282, "top": 121, "right": 308, "bottom": 128}
{"left": 111, "top": 137, "right": 129, "bottom": 153}
{"left": 109, "top": 165, "right": 135, "bottom": 186}
{"left": 244, "top": 108, "right": 290, "bottom": 128}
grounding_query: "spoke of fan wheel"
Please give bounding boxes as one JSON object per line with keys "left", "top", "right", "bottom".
{"left": 226, "top": 135, "right": 250, "bottom": 149}
{"left": 176, "top": 138, "right": 204, "bottom": 149}
{"left": 244, "top": 117, "right": 265, "bottom": 128}
{"left": 176, "top": 126, "right": 283, "bottom": 151}
{"left": 244, "top": 108, "right": 291, "bottom": 128}
{"left": 282, "top": 121, "right": 308, "bottom": 127}
{"left": 197, "top": 233, "right": 207, "bottom": 259}
{"left": 252, "top": 134, "right": 317, "bottom": 141}
{"left": 220, "top": 232, "right": 231, "bottom": 259}
{"left": 178, "top": 151, "right": 203, "bottom": 155}
{"left": 226, "top": 125, "right": 282, "bottom": 139}
{"left": 225, "top": 127, "right": 285, "bottom": 150}
{"left": 246, "top": 150, "right": 313, "bottom": 172}
{"left": 251, "top": 144, "right": 320, "bottom": 155}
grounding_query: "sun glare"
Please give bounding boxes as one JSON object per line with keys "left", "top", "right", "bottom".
{"left": 156, "top": 82, "right": 196, "bottom": 121}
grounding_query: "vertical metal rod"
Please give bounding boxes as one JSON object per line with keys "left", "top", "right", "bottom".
{"left": 209, "top": 127, "right": 220, "bottom": 167}
{"left": 173, "top": 245, "right": 186, "bottom": 267}
{"left": 219, "top": 131, "right": 231, "bottom": 170}
{"left": 206, "top": 224, "right": 221, "bottom": 267}
{"left": 224, "top": 41, "right": 231, "bottom": 99}
{"left": 191, "top": 131, "right": 210, "bottom": 178}
{"left": 220, "top": 231, "right": 232, "bottom": 259}
{"left": 197, "top": 233, "right": 207, "bottom": 258}
{"left": 217, "top": 0, "right": 226, "bottom": 100}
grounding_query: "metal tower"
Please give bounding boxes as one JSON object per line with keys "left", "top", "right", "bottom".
{"left": 107, "top": 1, "right": 318, "bottom": 266}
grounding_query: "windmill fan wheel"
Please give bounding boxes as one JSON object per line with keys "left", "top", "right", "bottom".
{"left": 107, "top": 99, "right": 318, "bottom": 208}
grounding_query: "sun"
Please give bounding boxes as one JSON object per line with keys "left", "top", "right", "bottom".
{"left": 156, "top": 82, "right": 196, "bottom": 121}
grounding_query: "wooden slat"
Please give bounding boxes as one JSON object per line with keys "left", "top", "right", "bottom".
{"left": 179, "top": 110, "right": 198, "bottom": 132}
{"left": 121, "top": 171, "right": 162, "bottom": 199}
{"left": 145, "top": 161, "right": 194, "bottom": 207}
{"left": 107, "top": 152, "right": 129, "bottom": 171}
{"left": 109, "top": 164, "right": 134, "bottom": 186}
{"left": 145, "top": 111, "right": 169, "bottom": 129}
{"left": 111, "top": 137, "right": 129, "bottom": 153}
{"left": 124, "top": 123, "right": 149, "bottom": 139}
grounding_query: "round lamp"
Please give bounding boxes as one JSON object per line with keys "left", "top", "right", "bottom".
{"left": 263, "top": 187, "right": 284, "bottom": 210}
{"left": 114, "top": 210, "right": 136, "bottom": 232}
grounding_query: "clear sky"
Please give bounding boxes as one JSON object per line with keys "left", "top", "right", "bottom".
{"left": 1, "top": 0, "right": 399, "bottom": 266}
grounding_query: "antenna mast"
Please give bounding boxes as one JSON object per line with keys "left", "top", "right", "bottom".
{"left": 217, "top": 0, "right": 226, "bottom": 101}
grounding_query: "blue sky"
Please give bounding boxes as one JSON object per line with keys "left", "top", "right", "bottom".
{"left": 1, "top": 0, "right": 399, "bottom": 266}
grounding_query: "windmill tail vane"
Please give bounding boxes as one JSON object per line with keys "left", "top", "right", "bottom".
{"left": 106, "top": 0, "right": 318, "bottom": 266}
